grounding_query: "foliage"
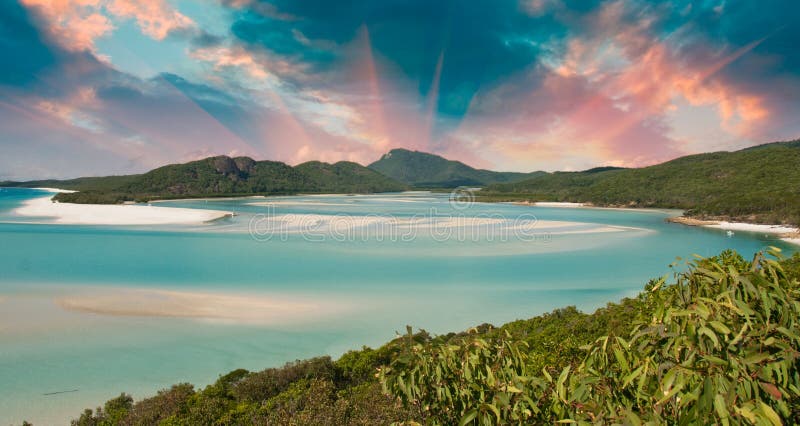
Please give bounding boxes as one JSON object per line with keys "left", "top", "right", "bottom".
{"left": 556, "top": 249, "right": 800, "bottom": 424}
{"left": 368, "top": 148, "right": 544, "bottom": 188}
{"left": 380, "top": 249, "right": 800, "bottom": 424}
{"left": 71, "top": 393, "right": 133, "bottom": 426}
{"left": 0, "top": 175, "right": 141, "bottom": 192}
{"left": 381, "top": 327, "right": 547, "bottom": 425}
{"left": 66, "top": 356, "right": 412, "bottom": 426}
{"left": 62, "top": 250, "right": 800, "bottom": 425}
{"left": 482, "top": 139, "right": 800, "bottom": 224}
{"left": 4, "top": 155, "right": 407, "bottom": 204}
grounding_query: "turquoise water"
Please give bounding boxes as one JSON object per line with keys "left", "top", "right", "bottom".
{"left": 0, "top": 188, "right": 794, "bottom": 423}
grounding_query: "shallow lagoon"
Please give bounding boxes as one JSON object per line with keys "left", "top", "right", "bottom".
{"left": 0, "top": 188, "right": 794, "bottom": 423}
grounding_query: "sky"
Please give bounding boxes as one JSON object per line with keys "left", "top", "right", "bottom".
{"left": 1, "top": 0, "right": 798, "bottom": 179}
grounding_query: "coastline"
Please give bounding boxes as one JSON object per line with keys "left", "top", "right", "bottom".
{"left": 31, "top": 187, "right": 78, "bottom": 194}
{"left": 150, "top": 191, "right": 428, "bottom": 204}
{"left": 12, "top": 191, "right": 232, "bottom": 225}
{"left": 666, "top": 216, "right": 800, "bottom": 246}
{"left": 508, "top": 200, "right": 678, "bottom": 214}
{"left": 506, "top": 200, "right": 800, "bottom": 247}
{"left": 10, "top": 189, "right": 798, "bottom": 245}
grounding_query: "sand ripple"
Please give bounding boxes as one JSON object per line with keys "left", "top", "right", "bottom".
{"left": 56, "top": 289, "right": 350, "bottom": 324}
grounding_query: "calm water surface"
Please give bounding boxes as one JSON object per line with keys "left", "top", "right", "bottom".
{"left": 0, "top": 188, "right": 794, "bottom": 423}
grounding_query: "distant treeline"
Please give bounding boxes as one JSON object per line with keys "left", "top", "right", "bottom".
{"left": 4, "top": 140, "right": 800, "bottom": 224}
{"left": 2, "top": 156, "right": 408, "bottom": 204}
{"left": 53, "top": 249, "right": 800, "bottom": 425}
{"left": 481, "top": 139, "right": 800, "bottom": 225}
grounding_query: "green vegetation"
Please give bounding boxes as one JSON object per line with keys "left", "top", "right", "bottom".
{"left": 61, "top": 249, "right": 800, "bottom": 425}
{"left": 368, "top": 148, "right": 544, "bottom": 188}
{"left": 0, "top": 175, "right": 142, "bottom": 193}
{"left": 5, "top": 141, "right": 799, "bottom": 222}
{"left": 482, "top": 140, "right": 800, "bottom": 225}
{"left": 1, "top": 156, "right": 407, "bottom": 204}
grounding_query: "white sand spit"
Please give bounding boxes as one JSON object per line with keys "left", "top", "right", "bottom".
{"left": 247, "top": 201, "right": 354, "bottom": 207}
{"left": 669, "top": 216, "right": 800, "bottom": 246}
{"left": 32, "top": 187, "right": 77, "bottom": 193}
{"left": 534, "top": 202, "right": 586, "bottom": 207}
{"left": 14, "top": 196, "right": 231, "bottom": 225}
{"left": 705, "top": 221, "right": 798, "bottom": 235}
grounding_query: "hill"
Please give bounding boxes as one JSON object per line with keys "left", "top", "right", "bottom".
{"left": 65, "top": 250, "right": 800, "bottom": 425}
{"left": 294, "top": 160, "right": 405, "bottom": 193}
{"left": 483, "top": 139, "right": 800, "bottom": 224}
{"left": 368, "top": 148, "right": 544, "bottom": 188}
{"left": 1, "top": 156, "right": 407, "bottom": 204}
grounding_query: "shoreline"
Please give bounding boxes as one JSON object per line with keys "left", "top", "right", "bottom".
{"left": 144, "top": 191, "right": 428, "bottom": 204}
{"left": 12, "top": 191, "right": 232, "bottom": 225}
{"left": 666, "top": 216, "right": 800, "bottom": 246}
{"left": 506, "top": 200, "right": 799, "bottom": 247}
{"left": 507, "top": 200, "right": 679, "bottom": 214}
{"left": 31, "top": 187, "right": 78, "bottom": 194}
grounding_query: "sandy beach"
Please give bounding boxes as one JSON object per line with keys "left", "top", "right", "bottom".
{"left": 667, "top": 216, "right": 800, "bottom": 246}
{"left": 56, "top": 288, "right": 351, "bottom": 324}
{"left": 532, "top": 201, "right": 586, "bottom": 208}
{"left": 13, "top": 194, "right": 232, "bottom": 225}
{"left": 708, "top": 221, "right": 800, "bottom": 246}
{"left": 32, "top": 187, "right": 78, "bottom": 194}
{"left": 511, "top": 201, "right": 588, "bottom": 208}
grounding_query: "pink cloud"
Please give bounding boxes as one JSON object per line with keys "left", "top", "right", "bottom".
{"left": 21, "top": 0, "right": 113, "bottom": 52}
{"left": 441, "top": 1, "right": 791, "bottom": 172}
{"left": 448, "top": 69, "right": 682, "bottom": 172}
{"left": 190, "top": 44, "right": 313, "bottom": 82}
{"left": 106, "top": 0, "right": 194, "bottom": 40}
{"left": 21, "top": 0, "right": 194, "bottom": 52}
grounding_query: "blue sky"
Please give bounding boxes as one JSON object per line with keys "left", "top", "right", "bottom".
{"left": 1, "top": 0, "right": 798, "bottom": 179}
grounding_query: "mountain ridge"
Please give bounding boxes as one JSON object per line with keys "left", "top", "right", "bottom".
{"left": 482, "top": 139, "right": 800, "bottom": 224}
{"left": 3, "top": 140, "right": 799, "bottom": 224}
{"left": 367, "top": 148, "right": 546, "bottom": 188}
{"left": 1, "top": 155, "right": 407, "bottom": 204}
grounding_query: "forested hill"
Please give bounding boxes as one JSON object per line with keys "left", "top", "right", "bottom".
{"left": 1, "top": 156, "right": 407, "bottom": 204}
{"left": 368, "top": 148, "right": 545, "bottom": 188}
{"left": 482, "top": 139, "right": 800, "bottom": 225}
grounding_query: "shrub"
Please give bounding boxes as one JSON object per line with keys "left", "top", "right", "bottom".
{"left": 380, "top": 249, "right": 800, "bottom": 424}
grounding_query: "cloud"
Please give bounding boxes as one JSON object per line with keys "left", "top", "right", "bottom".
{"left": 105, "top": 0, "right": 195, "bottom": 40}
{"left": 2, "top": 0, "right": 798, "bottom": 179}
{"left": 18, "top": 0, "right": 195, "bottom": 54}
{"left": 437, "top": 0, "right": 800, "bottom": 170}
{"left": 0, "top": 1, "right": 60, "bottom": 86}
{"left": 225, "top": 0, "right": 569, "bottom": 116}
{"left": 20, "top": 0, "right": 114, "bottom": 52}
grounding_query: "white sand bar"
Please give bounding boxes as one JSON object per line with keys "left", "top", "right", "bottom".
{"left": 32, "top": 187, "right": 77, "bottom": 193}
{"left": 56, "top": 288, "right": 350, "bottom": 324}
{"left": 14, "top": 195, "right": 231, "bottom": 225}
{"left": 534, "top": 202, "right": 586, "bottom": 207}
{"left": 705, "top": 221, "right": 798, "bottom": 235}
{"left": 670, "top": 217, "right": 800, "bottom": 246}
{"left": 707, "top": 221, "right": 800, "bottom": 246}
